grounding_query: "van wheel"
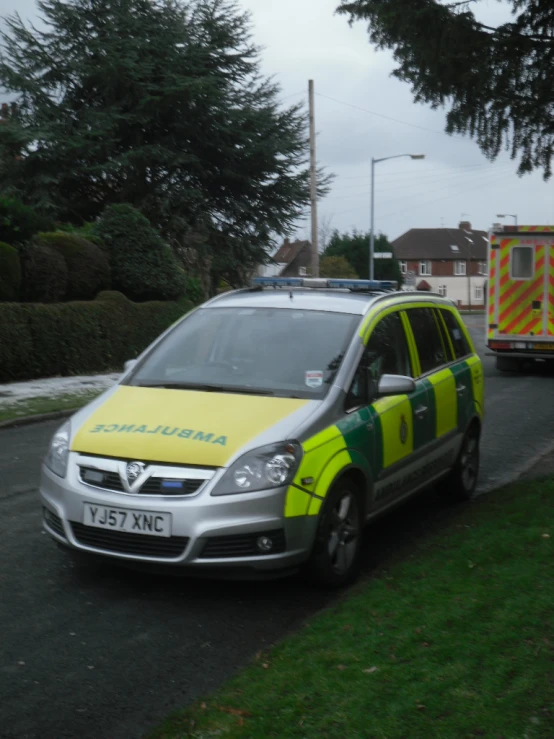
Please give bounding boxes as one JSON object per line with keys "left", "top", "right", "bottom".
{"left": 496, "top": 356, "right": 523, "bottom": 372}
{"left": 306, "top": 479, "right": 363, "bottom": 588}
{"left": 444, "top": 424, "right": 480, "bottom": 502}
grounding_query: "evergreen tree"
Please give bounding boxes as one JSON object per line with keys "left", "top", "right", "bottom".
{"left": 0, "top": 0, "right": 330, "bottom": 290}
{"left": 324, "top": 229, "right": 402, "bottom": 283}
{"left": 338, "top": 0, "right": 554, "bottom": 178}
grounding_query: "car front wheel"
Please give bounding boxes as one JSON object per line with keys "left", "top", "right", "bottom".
{"left": 306, "top": 479, "right": 363, "bottom": 588}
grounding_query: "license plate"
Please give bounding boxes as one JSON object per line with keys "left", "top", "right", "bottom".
{"left": 83, "top": 503, "right": 171, "bottom": 538}
{"left": 534, "top": 343, "right": 554, "bottom": 350}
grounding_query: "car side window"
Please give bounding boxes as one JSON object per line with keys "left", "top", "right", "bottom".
{"left": 406, "top": 307, "right": 448, "bottom": 375}
{"left": 440, "top": 309, "right": 471, "bottom": 359}
{"left": 346, "top": 312, "right": 412, "bottom": 409}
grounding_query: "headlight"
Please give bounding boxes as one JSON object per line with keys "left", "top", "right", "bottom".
{"left": 45, "top": 421, "right": 71, "bottom": 478}
{"left": 211, "top": 441, "right": 303, "bottom": 496}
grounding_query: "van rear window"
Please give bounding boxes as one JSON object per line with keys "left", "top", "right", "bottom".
{"left": 511, "top": 246, "right": 534, "bottom": 280}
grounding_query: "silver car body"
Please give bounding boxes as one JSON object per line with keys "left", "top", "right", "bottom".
{"left": 40, "top": 285, "right": 483, "bottom": 577}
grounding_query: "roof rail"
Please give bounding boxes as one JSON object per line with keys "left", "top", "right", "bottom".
{"left": 251, "top": 277, "right": 398, "bottom": 292}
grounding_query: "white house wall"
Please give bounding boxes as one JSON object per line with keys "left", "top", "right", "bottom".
{"left": 419, "top": 276, "right": 487, "bottom": 305}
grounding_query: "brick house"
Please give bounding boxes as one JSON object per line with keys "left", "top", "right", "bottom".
{"left": 392, "top": 220, "right": 488, "bottom": 307}
{"left": 257, "top": 238, "right": 312, "bottom": 278}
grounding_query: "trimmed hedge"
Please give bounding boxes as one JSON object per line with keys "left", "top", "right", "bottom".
{"left": 94, "top": 204, "right": 185, "bottom": 301}
{"left": 0, "top": 291, "right": 192, "bottom": 383}
{"left": 36, "top": 232, "right": 111, "bottom": 300}
{"left": 18, "top": 240, "right": 69, "bottom": 303}
{"left": 0, "top": 242, "right": 21, "bottom": 301}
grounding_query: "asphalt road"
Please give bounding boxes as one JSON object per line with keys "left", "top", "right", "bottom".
{"left": 1, "top": 313, "right": 553, "bottom": 739}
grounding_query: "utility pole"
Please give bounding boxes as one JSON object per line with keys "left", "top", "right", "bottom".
{"left": 309, "top": 80, "right": 319, "bottom": 278}
{"left": 467, "top": 240, "right": 472, "bottom": 313}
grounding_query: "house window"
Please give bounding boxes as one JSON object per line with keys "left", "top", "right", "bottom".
{"left": 478, "top": 262, "right": 488, "bottom": 275}
{"left": 511, "top": 246, "right": 534, "bottom": 280}
{"left": 474, "top": 285, "right": 483, "bottom": 301}
{"left": 419, "top": 260, "right": 431, "bottom": 276}
{"left": 298, "top": 266, "right": 307, "bottom": 277}
{"left": 400, "top": 261, "right": 407, "bottom": 274}
{"left": 454, "top": 260, "right": 466, "bottom": 276}
{"left": 438, "top": 285, "right": 447, "bottom": 297}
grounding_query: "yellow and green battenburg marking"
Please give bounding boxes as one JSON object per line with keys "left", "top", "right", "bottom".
{"left": 284, "top": 357, "right": 482, "bottom": 518}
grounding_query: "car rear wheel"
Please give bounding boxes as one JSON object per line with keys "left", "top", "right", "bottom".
{"left": 306, "top": 479, "right": 363, "bottom": 588}
{"left": 444, "top": 424, "right": 480, "bottom": 502}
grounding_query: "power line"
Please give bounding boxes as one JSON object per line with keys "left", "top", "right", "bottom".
{"left": 379, "top": 170, "right": 514, "bottom": 219}
{"left": 315, "top": 92, "right": 469, "bottom": 140}
{"left": 329, "top": 168, "right": 508, "bottom": 221}
{"left": 328, "top": 164, "right": 514, "bottom": 198}
{"left": 280, "top": 90, "right": 305, "bottom": 103}
{"left": 335, "top": 161, "right": 506, "bottom": 181}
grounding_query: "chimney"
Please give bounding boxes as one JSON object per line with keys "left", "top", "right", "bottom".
{"left": 459, "top": 220, "right": 471, "bottom": 231}
{"left": 284, "top": 237, "right": 290, "bottom": 246}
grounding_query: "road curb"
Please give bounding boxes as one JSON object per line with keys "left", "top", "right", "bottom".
{"left": 516, "top": 439, "right": 554, "bottom": 481}
{"left": 0, "top": 408, "right": 78, "bottom": 431}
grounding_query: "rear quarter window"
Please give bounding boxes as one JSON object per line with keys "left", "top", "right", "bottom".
{"left": 405, "top": 307, "right": 448, "bottom": 375}
{"left": 440, "top": 309, "right": 471, "bottom": 359}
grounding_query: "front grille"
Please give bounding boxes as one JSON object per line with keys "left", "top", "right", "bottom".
{"left": 79, "top": 467, "right": 203, "bottom": 496}
{"left": 80, "top": 467, "right": 124, "bottom": 492}
{"left": 43, "top": 507, "right": 66, "bottom": 538}
{"left": 139, "top": 478, "right": 203, "bottom": 496}
{"left": 201, "top": 530, "right": 286, "bottom": 559}
{"left": 71, "top": 522, "right": 189, "bottom": 558}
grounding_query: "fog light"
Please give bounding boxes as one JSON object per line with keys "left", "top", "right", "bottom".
{"left": 257, "top": 536, "right": 273, "bottom": 553}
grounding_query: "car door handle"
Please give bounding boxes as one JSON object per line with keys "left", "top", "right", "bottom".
{"left": 456, "top": 384, "right": 466, "bottom": 395}
{"left": 415, "top": 405, "right": 428, "bottom": 419}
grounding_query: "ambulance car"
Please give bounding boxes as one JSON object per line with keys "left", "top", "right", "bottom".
{"left": 41, "top": 278, "right": 484, "bottom": 587}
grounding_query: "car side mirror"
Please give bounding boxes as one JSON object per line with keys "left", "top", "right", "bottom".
{"left": 124, "top": 359, "right": 137, "bottom": 373}
{"left": 377, "top": 373, "right": 416, "bottom": 397}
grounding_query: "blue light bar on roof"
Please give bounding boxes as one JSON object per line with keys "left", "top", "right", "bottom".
{"left": 327, "top": 279, "right": 398, "bottom": 290}
{"left": 250, "top": 277, "right": 398, "bottom": 290}
{"left": 252, "top": 277, "right": 303, "bottom": 287}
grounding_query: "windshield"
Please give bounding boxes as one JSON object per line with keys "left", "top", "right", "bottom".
{"left": 126, "top": 306, "right": 359, "bottom": 399}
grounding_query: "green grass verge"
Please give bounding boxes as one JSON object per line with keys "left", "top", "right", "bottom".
{"left": 0, "top": 389, "right": 101, "bottom": 423}
{"left": 150, "top": 478, "right": 554, "bottom": 739}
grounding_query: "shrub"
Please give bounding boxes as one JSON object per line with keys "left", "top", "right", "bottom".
{"left": 319, "top": 255, "right": 358, "bottom": 279}
{"left": 0, "top": 196, "right": 54, "bottom": 245}
{"left": 94, "top": 204, "right": 185, "bottom": 301}
{"left": 18, "top": 240, "right": 68, "bottom": 303}
{"left": 36, "top": 232, "right": 111, "bottom": 300}
{"left": 0, "top": 291, "right": 194, "bottom": 382}
{"left": 56, "top": 220, "right": 107, "bottom": 250}
{"left": 0, "top": 242, "right": 22, "bottom": 302}
{"left": 183, "top": 275, "right": 204, "bottom": 305}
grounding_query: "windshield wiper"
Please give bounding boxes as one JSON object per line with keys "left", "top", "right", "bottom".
{"left": 136, "top": 382, "right": 275, "bottom": 396}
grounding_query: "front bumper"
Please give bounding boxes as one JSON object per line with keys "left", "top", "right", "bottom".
{"left": 40, "top": 453, "right": 317, "bottom": 576}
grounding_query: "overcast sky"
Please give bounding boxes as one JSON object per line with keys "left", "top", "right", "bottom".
{"left": 2, "top": 0, "right": 551, "bottom": 243}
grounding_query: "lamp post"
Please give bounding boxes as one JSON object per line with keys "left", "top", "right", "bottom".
{"left": 370, "top": 154, "right": 425, "bottom": 280}
{"left": 497, "top": 213, "right": 518, "bottom": 227}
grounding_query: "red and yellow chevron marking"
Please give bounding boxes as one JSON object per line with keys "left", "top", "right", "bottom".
{"left": 487, "top": 247, "right": 497, "bottom": 339}
{"left": 516, "top": 226, "right": 554, "bottom": 233}
{"left": 549, "top": 249, "right": 554, "bottom": 336}
{"left": 498, "top": 243, "right": 545, "bottom": 336}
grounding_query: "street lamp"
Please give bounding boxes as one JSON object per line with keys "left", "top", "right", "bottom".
{"left": 370, "top": 154, "right": 425, "bottom": 280}
{"left": 497, "top": 213, "right": 518, "bottom": 226}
